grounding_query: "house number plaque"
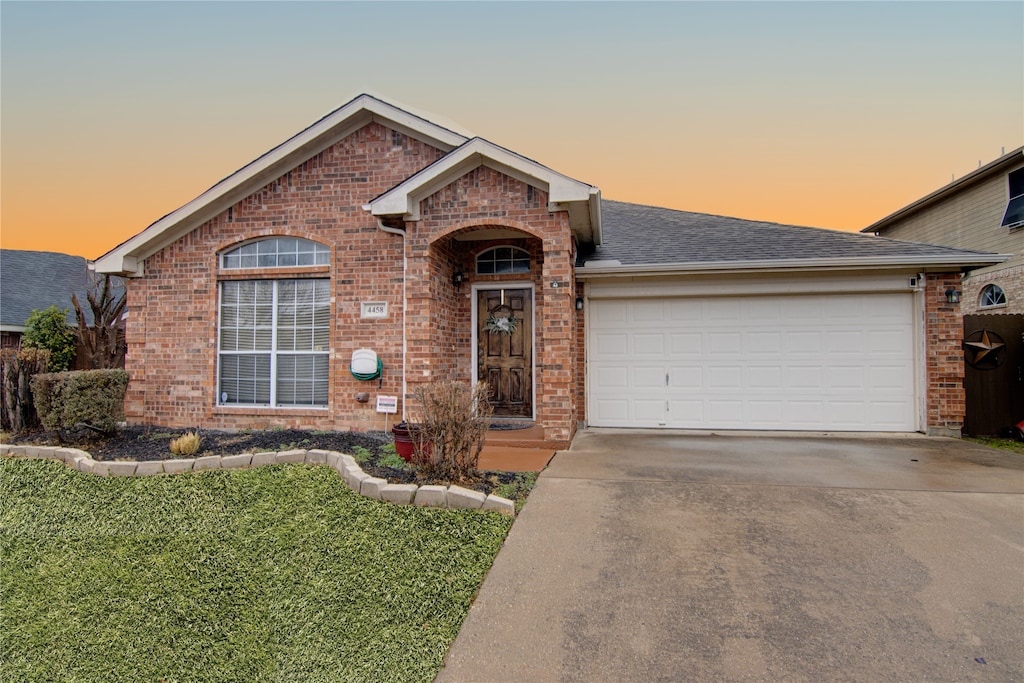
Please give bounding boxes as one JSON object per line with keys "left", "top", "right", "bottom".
{"left": 360, "top": 302, "right": 388, "bottom": 319}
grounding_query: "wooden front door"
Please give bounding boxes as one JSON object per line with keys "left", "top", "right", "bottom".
{"left": 478, "top": 288, "right": 533, "bottom": 417}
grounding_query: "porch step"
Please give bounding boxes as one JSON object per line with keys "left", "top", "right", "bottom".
{"left": 484, "top": 424, "right": 567, "bottom": 450}
{"left": 478, "top": 445, "right": 555, "bottom": 473}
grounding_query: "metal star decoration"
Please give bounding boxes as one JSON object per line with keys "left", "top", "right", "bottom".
{"left": 963, "top": 329, "right": 1006, "bottom": 368}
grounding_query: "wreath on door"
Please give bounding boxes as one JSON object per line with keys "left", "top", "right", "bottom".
{"left": 484, "top": 304, "right": 519, "bottom": 336}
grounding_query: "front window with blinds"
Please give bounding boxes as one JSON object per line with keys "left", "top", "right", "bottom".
{"left": 218, "top": 279, "right": 330, "bottom": 407}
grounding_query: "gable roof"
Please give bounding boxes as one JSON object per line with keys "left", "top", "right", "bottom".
{"left": 367, "top": 137, "right": 601, "bottom": 245}
{"left": 578, "top": 200, "right": 1005, "bottom": 276}
{"left": 863, "top": 146, "right": 1024, "bottom": 234}
{"left": 95, "top": 94, "right": 471, "bottom": 275}
{"left": 0, "top": 250, "right": 109, "bottom": 331}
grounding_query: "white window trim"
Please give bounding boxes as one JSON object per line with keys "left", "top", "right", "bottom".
{"left": 216, "top": 279, "right": 330, "bottom": 409}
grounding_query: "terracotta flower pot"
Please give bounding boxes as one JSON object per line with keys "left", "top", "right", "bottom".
{"left": 391, "top": 422, "right": 431, "bottom": 463}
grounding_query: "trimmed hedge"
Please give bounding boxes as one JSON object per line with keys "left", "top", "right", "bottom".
{"left": 31, "top": 369, "right": 129, "bottom": 434}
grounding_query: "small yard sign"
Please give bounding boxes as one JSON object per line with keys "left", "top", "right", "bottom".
{"left": 376, "top": 395, "right": 398, "bottom": 414}
{"left": 361, "top": 302, "right": 388, "bottom": 319}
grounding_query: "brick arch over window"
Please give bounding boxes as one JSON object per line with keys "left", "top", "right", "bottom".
{"left": 214, "top": 231, "right": 331, "bottom": 259}
{"left": 428, "top": 219, "right": 545, "bottom": 245}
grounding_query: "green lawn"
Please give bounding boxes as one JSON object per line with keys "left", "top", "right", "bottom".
{"left": 0, "top": 458, "right": 512, "bottom": 682}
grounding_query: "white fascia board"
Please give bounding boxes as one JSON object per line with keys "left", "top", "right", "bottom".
{"left": 95, "top": 94, "right": 470, "bottom": 276}
{"left": 0, "top": 324, "right": 27, "bottom": 333}
{"left": 576, "top": 253, "right": 1010, "bottom": 279}
{"left": 369, "top": 138, "right": 595, "bottom": 220}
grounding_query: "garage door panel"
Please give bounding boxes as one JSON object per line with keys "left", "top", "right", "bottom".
{"left": 785, "top": 330, "right": 823, "bottom": 354}
{"left": 633, "top": 333, "right": 666, "bottom": 355}
{"left": 747, "top": 366, "right": 783, "bottom": 389}
{"left": 708, "top": 332, "right": 742, "bottom": 354}
{"left": 668, "top": 365, "right": 702, "bottom": 389}
{"left": 666, "top": 300, "right": 703, "bottom": 321}
{"left": 745, "top": 331, "right": 782, "bottom": 354}
{"left": 748, "top": 401, "right": 784, "bottom": 423}
{"left": 865, "top": 329, "right": 911, "bottom": 354}
{"left": 825, "top": 330, "right": 865, "bottom": 353}
{"left": 670, "top": 333, "right": 702, "bottom": 355}
{"left": 787, "top": 365, "right": 824, "bottom": 389}
{"left": 592, "top": 398, "right": 630, "bottom": 425}
{"left": 594, "top": 332, "right": 629, "bottom": 358}
{"left": 825, "top": 365, "right": 866, "bottom": 389}
{"left": 588, "top": 293, "right": 916, "bottom": 431}
{"left": 784, "top": 401, "right": 825, "bottom": 426}
{"left": 632, "top": 301, "right": 665, "bottom": 322}
{"left": 708, "top": 400, "right": 745, "bottom": 424}
{"left": 634, "top": 366, "right": 666, "bottom": 388}
{"left": 592, "top": 365, "right": 628, "bottom": 388}
{"left": 707, "top": 366, "right": 742, "bottom": 388}
{"left": 868, "top": 364, "right": 914, "bottom": 390}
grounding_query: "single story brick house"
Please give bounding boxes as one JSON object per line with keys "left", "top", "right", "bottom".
{"left": 95, "top": 94, "right": 1000, "bottom": 443}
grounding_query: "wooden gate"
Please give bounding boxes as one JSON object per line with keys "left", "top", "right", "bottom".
{"left": 963, "top": 314, "right": 1024, "bottom": 436}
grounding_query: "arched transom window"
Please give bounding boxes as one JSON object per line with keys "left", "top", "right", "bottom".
{"left": 979, "top": 284, "right": 1007, "bottom": 308}
{"left": 221, "top": 237, "right": 329, "bottom": 269}
{"left": 476, "top": 246, "right": 530, "bottom": 275}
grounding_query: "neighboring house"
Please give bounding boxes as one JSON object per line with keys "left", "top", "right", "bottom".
{"left": 862, "top": 147, "right": 1023, "bottom": 314}
{"left": 1, "top": 249, "right": 90, "bottom": 348}
{"left": 95, "top": 94, "right": 1000, "bottom": 442}
{"left": 0, "top": 249, "right": 126, "bottom": 366}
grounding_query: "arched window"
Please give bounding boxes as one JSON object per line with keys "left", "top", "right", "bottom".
{"left": 217, "top": 237, "right": 330, "bottom": 408}
{"left": 220, "top": 237, "right": 329, "bottom": 269}
{"left": 979, "top": 284, "right": 1007, "bottom": 309}
{"left": 476, "top": 246, "right": 530, "bottom": 275}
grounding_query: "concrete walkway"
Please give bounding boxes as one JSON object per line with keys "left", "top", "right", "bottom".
{"left": 437, "top": 430, "right": 1024, "bottom": 682}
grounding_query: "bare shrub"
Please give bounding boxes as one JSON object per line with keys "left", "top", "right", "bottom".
{"left": 170, "top": 431, "right": 201, "bottom": 456}
{"left": 1, "top": 348, "right": 51, "bottom": 433}
{"left": 410, "top": 380, "right": 492, "bottom": 482}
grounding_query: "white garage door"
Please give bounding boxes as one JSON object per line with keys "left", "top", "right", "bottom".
{"left": 588, "top": 293, "right": 917, "bottom": 431}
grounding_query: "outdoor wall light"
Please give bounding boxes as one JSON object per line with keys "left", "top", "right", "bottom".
{"left": 945, "top": 288, "right": 961, "bottom": 304}
{"left": 452, "top": 271, "right": 465, "bottom": 289}
{"left": 575, "top": 296, "right": 584, "bottom": 310}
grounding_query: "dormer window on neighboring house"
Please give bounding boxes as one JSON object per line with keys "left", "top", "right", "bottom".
{"left": 1001, "top": 167, "right": 1024, "bottom": 228}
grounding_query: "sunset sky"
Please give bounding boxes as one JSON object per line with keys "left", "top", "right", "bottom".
{"left": 2, "top": 1, "right": 1021, "bottom": 260}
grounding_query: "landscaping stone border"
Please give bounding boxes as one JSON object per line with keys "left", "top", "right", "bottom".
{"left": 0, "top": 444, "right": 516, "bottom": 516}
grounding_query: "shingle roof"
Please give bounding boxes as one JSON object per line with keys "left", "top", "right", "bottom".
{"left": 0, "top": 250, "right": 118, "bottom": 329}
{"left": 581, "top": 200, "right": 999, "bottom": 269}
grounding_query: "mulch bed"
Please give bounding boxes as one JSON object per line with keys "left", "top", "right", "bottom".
{"left": 6, "top": 425, "right": 517, "bottom": 495}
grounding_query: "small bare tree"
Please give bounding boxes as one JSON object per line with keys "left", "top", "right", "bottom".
{"left": 1, "top": 348, "right": 50, "bottom": 433}
{"left": 410, "top": 380, "right": 493, "bottom": 482}
{"left": 72, "top": 272, "right": 126, "bottom": 369}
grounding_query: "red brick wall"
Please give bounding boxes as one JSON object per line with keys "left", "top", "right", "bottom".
{"left": 924, "top": 272, "right": 966, "bottom": 436}
{"left": 126, "top": 129, "right": 582, "bottom": 441}
{"left": 125, "top": 123, "right": 446, "bottom": 430}
{"left": 411, "top": 167, "right": 579, "bottom": 442}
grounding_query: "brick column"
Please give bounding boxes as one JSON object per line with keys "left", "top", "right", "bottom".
{"left": 925, "top": 273, "right": 966, "bottom": 436}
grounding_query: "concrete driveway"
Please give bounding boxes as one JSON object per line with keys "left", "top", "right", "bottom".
{"left": 437, "top": 430, "right": 1024, "bottom": 682}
